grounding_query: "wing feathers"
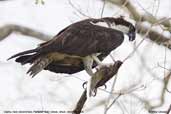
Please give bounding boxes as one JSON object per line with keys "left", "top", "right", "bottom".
{"left": 27, "top": 57, "right": 51, "bottom": 78}
{"left": 8, "top": 48, "right": 39, "bottom": 60}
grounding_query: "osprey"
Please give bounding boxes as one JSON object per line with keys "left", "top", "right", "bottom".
{"left": 8, "top": 17, "right": 136, "bottom": 96}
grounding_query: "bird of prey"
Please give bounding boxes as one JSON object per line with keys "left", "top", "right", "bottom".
{"left": 8, "top": 17, "right": 136, "bottom": 96}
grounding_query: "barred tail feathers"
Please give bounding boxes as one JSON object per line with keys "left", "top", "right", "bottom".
{"left": 27, "top": 57, "right": 52, "bottom": 78}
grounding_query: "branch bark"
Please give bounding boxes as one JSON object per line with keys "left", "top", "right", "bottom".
{"left": 106, "top": 0, "right": 171, "bottom": 49}
{"left": 166, "top": 104, "right": 171, "bottom": 114}
{"left": 106, "top": 0, "right": 171, "bottom": 30}
{"left": 137, "top": 23, "right": 171, "bottom": 49}
{"left": 0, "top": 24, "right": 52, "bottom": 41}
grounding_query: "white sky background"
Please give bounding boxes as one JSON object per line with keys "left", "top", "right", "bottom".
{"left": 0, "top": 0, "right": 171, "bottom": 114}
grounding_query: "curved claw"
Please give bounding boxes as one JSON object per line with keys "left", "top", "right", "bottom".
{"left": 92, "top": 89, "right": 97, "bottom": 97}
{"left": 82, "top": 81, "right": 87, "bottom": 89}
{"left": 104, "top": 84, "right": 107, "bottom": 89}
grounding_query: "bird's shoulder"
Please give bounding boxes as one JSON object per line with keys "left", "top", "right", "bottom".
{"left": 38, "top": 18, "right": 124, "bottom": 56}
{"left": 56, "top": 18, "right": 124, "bottom": 39}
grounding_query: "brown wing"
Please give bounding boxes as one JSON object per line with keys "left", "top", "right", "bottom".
{"left": 9, "top": 18, "right": 124, "bottom": 76}
{"left": 39, "top": 20, "right": 124, "bottom": 57}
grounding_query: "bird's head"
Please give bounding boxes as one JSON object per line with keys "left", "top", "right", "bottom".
{"left": 103, "top": 17, "right": 136, "bottom": 41}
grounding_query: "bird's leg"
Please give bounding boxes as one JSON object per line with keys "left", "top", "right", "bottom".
{"left": 83, "top": 56, "right": 94, "bottom": 76}
{"left": 83, "top": 55, "right": 109, "bottom": 97}
{"left": 83, "top": 56, "right": 95, "bottom": 98}
{"left": 91, "top": 55, "right": 107, "bottom": 71}
{"left": 91, "top": 55, "right": 104, "bottom": 66}
{"left": 92, "top": 55, "right": 113, "bottom": 70}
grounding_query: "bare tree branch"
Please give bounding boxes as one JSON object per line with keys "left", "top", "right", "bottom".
{"left": 166, "top": 104, "right": 171, "bottom": 114}
{"left": 106, "top": 0, "right": 171, "bottom": 31}
{"left": 72, "top": 90, "right": 87, "bottom": 114}
{"left": 104, "top": 93, "right": 121, "bottom": 113}
{"left": 105, "top": 0, "right": 171, "bottom": 50}
{"left": 137, "top": 23, "right": 171, "bottom": 49}
{"left": 68, "top": 0, "right": 91, "bottom": 18}
{"left": 0, "top": 24, "right": 52, "bottom": 41}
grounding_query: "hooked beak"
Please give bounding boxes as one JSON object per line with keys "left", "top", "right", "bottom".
{"left": 128, "top": 32, "right": 136, "bottom": 41}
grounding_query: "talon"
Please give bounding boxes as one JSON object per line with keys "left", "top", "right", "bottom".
{"left": 92, "top": 89, "right": 97, "bottom": 97}
{"left": 82, "top": 81, "right": 87, "bottom": 89}
{"left": 104, "top": 84, "right": 107, "bottom": 89}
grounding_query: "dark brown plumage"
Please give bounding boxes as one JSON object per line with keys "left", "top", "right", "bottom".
{"left": 8, "top": 17, "right": 136, "bottom": 77}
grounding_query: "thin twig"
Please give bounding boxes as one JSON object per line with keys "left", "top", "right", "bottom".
{"left": 166, "top": 104, "right": 171, "bottom": 114}
{"left": 101, "top": 0, "right": 106, "bottom": 18}
{"left": 164, "top": 44, "right": 167, "bottom": 81}
{"left": 157, "top": 63, "right": 171, "bottom": 71}
{"left": 104, "top": 73, "right": 118, "bottom": 114}
{"left": 68, "top": 0, "right": 91, "bottom": 18}
{"left": 123, "top": 23, "right": 153, "bottom": 62}
{"left": 104, "top": 82, "right": 146, "bottom": 113}
{"left": 106, "top": 93, "right": 122, "bottom": 111}
{"left": 123, "top": 16, "right": 171, "bottom": 63}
